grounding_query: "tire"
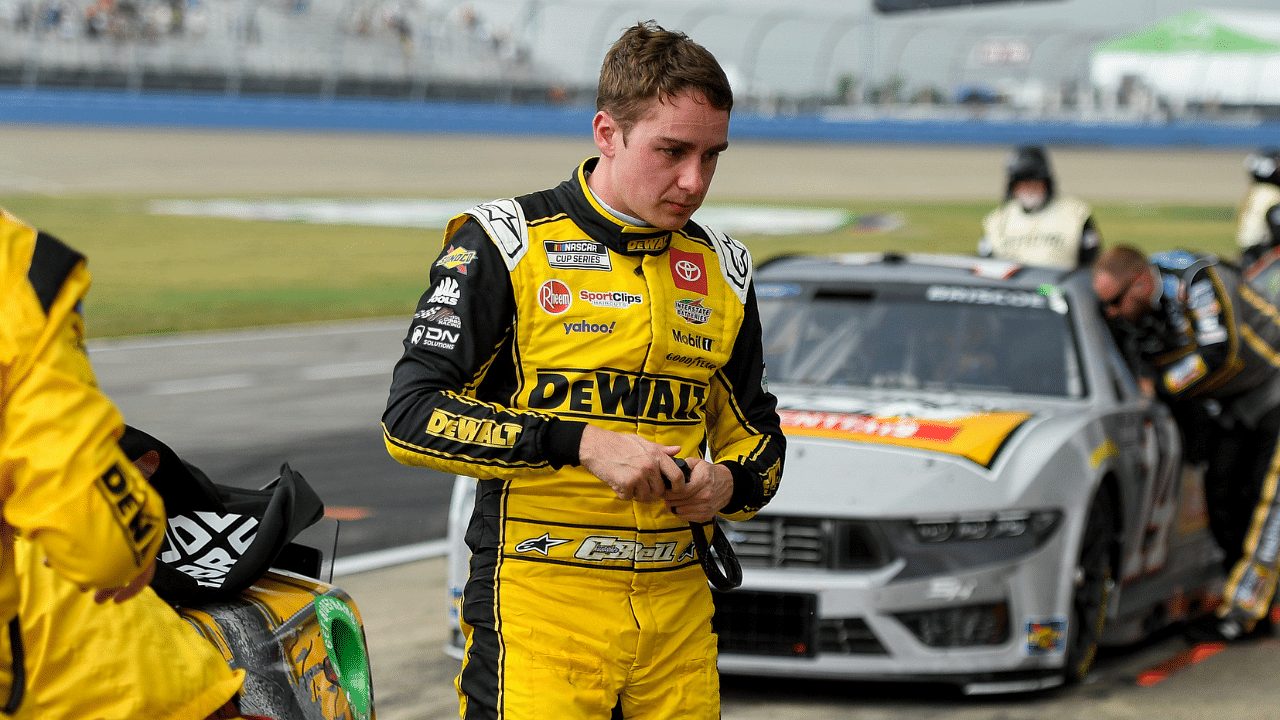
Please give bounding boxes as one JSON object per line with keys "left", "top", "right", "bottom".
{"left": 1065, "top": 488, "right": 1116, "bottom": 683}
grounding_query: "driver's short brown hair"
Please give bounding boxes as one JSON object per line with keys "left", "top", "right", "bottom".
{"left": 1093, "top": 245, "right": 1149, "bottom": 282}
{"left": 596, "top": 21, "right": 733, "bottom": 140}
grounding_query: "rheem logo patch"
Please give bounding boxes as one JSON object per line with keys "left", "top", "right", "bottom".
{"left": 539, "top": 279, "right": 572, "bottom": 315}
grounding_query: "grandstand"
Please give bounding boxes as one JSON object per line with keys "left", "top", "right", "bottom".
{"left": 0, "top": 0, "right": 576, "bottom": 102}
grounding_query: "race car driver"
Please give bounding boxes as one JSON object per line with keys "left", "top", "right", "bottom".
{"left": 1, "top": 207, "right": 253, "bottom": 719}
{"left": 382, "top": 21, "right": 785, "bottom": 720}
{"left": 1237, "top": 147, "right": 1280, "bottom": 267}
{"left": 979, "top": 144, "right": 1101, "bottom": 269}
{"left": 1093, "top": 244, "right": 1280, "bottom": 642}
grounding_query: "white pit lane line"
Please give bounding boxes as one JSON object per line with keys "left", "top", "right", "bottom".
{"left": 300, "top": 360, "right": 395, "bottom": 381}
{"left": 150, "top": 374, "right": 255, "bottom": 395}
{"left": 331, "top": 539, "right": 448, "bottom": 577}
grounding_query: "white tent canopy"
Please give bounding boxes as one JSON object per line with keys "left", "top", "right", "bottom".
{"left": 1091, "top": 8, "right": 1280, "bottom": 105}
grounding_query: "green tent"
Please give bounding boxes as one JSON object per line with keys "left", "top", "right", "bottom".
{"left": 1098, "top": 9, "right": 1280, "bottom": 54}
{"left": 1091, "top": 9, "right": 1280, "bottom": 104}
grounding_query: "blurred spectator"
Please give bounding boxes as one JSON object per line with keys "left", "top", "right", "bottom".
{"left": 979, "top": 144, "right": 1101, "bottom": 269}
{"left": 1238, "top": 147, "right": 1280, "bottom": 267}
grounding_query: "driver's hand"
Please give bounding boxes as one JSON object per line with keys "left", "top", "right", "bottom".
{"left": 662, "top": 458, "right": 733, "bottom": 524}
{"left": 578, "top": 425, "right": 683, "bottom": 503}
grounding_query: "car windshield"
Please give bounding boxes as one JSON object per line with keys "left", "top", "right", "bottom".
{"left": 757, "top": 282, "right": 1085, "bottom": 397}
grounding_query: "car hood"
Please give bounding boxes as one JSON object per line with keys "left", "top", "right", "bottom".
{"left": 769, "top": 392, "right": 1079, "bottom": 516}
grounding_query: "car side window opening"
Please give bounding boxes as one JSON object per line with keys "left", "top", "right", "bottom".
{"left": 759, "top": 285, "right": 1084, "bottom": 398}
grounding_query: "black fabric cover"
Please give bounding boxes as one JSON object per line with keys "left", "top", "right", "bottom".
{"left": 118, "top": 426, "right": 325, "bottom": 605}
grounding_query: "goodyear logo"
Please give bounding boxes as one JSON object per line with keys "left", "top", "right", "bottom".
{"left": 426, "top": 408, "right": 522, "bottom": 447}
{"left": 96, "top": 463, "right": 161, "bottom": 564}
{"left": 435, "top": 245, "right": 477, "bottom": 274}
{"left": 527, "top": 370, "right": 706, "bottom": 422}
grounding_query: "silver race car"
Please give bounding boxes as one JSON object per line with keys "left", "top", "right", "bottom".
{"left": 444, "top": 252, "right": 1224, "bottom": 695}
{"left": 714, "top": 252, "right": 1222, "bottom": 694}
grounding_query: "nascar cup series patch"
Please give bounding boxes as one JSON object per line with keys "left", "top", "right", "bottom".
{"left": 544, "top": 240, "right": 611, "bottom": 271}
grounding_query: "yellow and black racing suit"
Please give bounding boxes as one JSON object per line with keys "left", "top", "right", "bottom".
{"left": 1, "top": 208, "right": 243, "bottom": 719}
{"left": 1127, "top": 251, "right": 1280, "bottom": 629}
{"left": 383, "top": 158, "right": 785, "bottom": 720}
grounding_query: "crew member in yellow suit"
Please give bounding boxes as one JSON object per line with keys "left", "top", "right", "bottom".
{"left": 1, "top": 207, "right": 249, "bottom": 719}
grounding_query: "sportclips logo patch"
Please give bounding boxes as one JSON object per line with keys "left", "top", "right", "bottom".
{"left": 159, "top": 511, "right": 259, "bottom": 589}
{"left": 527, "top": 370, "right": 707, "bottom": 423}
{"left": 669, "top": 248, "right": 708, "bottom": 295}
{"left": 539, "top": 279, "right": 572, "bottom": 315}
{"left": 579, "top": 290, "right": 642, "bottom": 309}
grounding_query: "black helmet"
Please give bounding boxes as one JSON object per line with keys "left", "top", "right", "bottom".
{"left": 1246, "top": 148, "right": 1280, "bottom": 185}
{"left": 1004, "top": 145, "right": 1056, "bottom": 201}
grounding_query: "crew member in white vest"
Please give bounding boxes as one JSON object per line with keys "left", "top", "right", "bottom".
{"left": 978, "top": 145, "right": 1101, "bottom": 269}
{"left": 1237, "top": 147, "right": 1280, "bottom": 267}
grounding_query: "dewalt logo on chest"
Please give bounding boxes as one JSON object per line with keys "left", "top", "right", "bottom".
{"left": 526, "top": 370, "right": 706, "bottom": 423}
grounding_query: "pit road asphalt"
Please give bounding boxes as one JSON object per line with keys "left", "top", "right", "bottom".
{"left": 8, "top": 126, "right": 1277, "bottom": 719}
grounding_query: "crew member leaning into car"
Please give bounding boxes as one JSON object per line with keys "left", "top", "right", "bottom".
{"left": 382, "top": 21, "right": 785, "bottom": 720}
{"left": 1093, "top": 244, "right": 1280, "bottom": 643}
{"left": 1, "top": 207, "right": 255, "bottom": 720}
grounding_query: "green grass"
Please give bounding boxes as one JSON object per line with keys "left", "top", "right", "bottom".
{"left": 0, "top": 195, "right": 1240, "bottom": 338}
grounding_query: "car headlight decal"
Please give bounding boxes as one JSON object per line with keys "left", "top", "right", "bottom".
{"left": 911, "top": 510, "right": 1061, "bottom": 544}
{"left": 315, "top": 596, "right": 372, "bottom": 720}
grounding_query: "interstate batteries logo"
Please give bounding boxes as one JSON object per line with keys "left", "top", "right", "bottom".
{"left": 538, "top": 279, "right": 572, "bottom": 315}
{"left": 674, "top": 298, "right": 712, "bottom": 325}
{"left": 544, "top": 240, "right": 611, "bottom": 271}
{"left": 579, "top": 290, "right": 643, "bottom": 309}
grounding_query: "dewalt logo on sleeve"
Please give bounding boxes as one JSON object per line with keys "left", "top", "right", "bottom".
{"left": 96, "top": 463, "right": 162, "bottom": 565}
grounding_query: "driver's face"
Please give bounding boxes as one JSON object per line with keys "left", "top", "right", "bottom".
{"left": 592, "top": 91, "right": 730, "bottom": 231}
{"left": 1094, "top": 269, "right": 1151, "bottom": 324}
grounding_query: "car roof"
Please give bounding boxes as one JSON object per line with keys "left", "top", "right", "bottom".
{"left": 755, "top": 252, "right": 1086, "bottom": 292}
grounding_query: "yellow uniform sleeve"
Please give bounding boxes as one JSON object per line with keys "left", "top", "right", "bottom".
{"left": 1, "top": 217, "right": 165, "bottom": 591}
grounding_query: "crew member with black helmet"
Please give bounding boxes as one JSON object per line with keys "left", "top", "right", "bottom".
{"left": 1237, "top": 147, "right": 1280, "bottom": 267}
{"left": 979, "top": 144, "right": 1101, "bottom": 269}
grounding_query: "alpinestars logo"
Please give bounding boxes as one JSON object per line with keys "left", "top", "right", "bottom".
{"left": 514, "top": 533, "right": 571, "bottom": 555}
{"left": 428, "top": 277, "right": 461, "bottom": 306}
{"left": 158, "top": 511, "right": 259, "bottom": 589}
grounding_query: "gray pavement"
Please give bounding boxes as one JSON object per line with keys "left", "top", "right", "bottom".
{"left": 342, "top": 557, "right": 1280, "bottom": 720}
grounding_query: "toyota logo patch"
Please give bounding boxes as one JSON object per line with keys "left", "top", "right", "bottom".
{"left": 669, "top": 248, "right": 708, "bottom": 295}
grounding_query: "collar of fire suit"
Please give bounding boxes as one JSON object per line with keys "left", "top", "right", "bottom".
{"left": 566, "top": 157, "right": 677, "bottom": 257}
